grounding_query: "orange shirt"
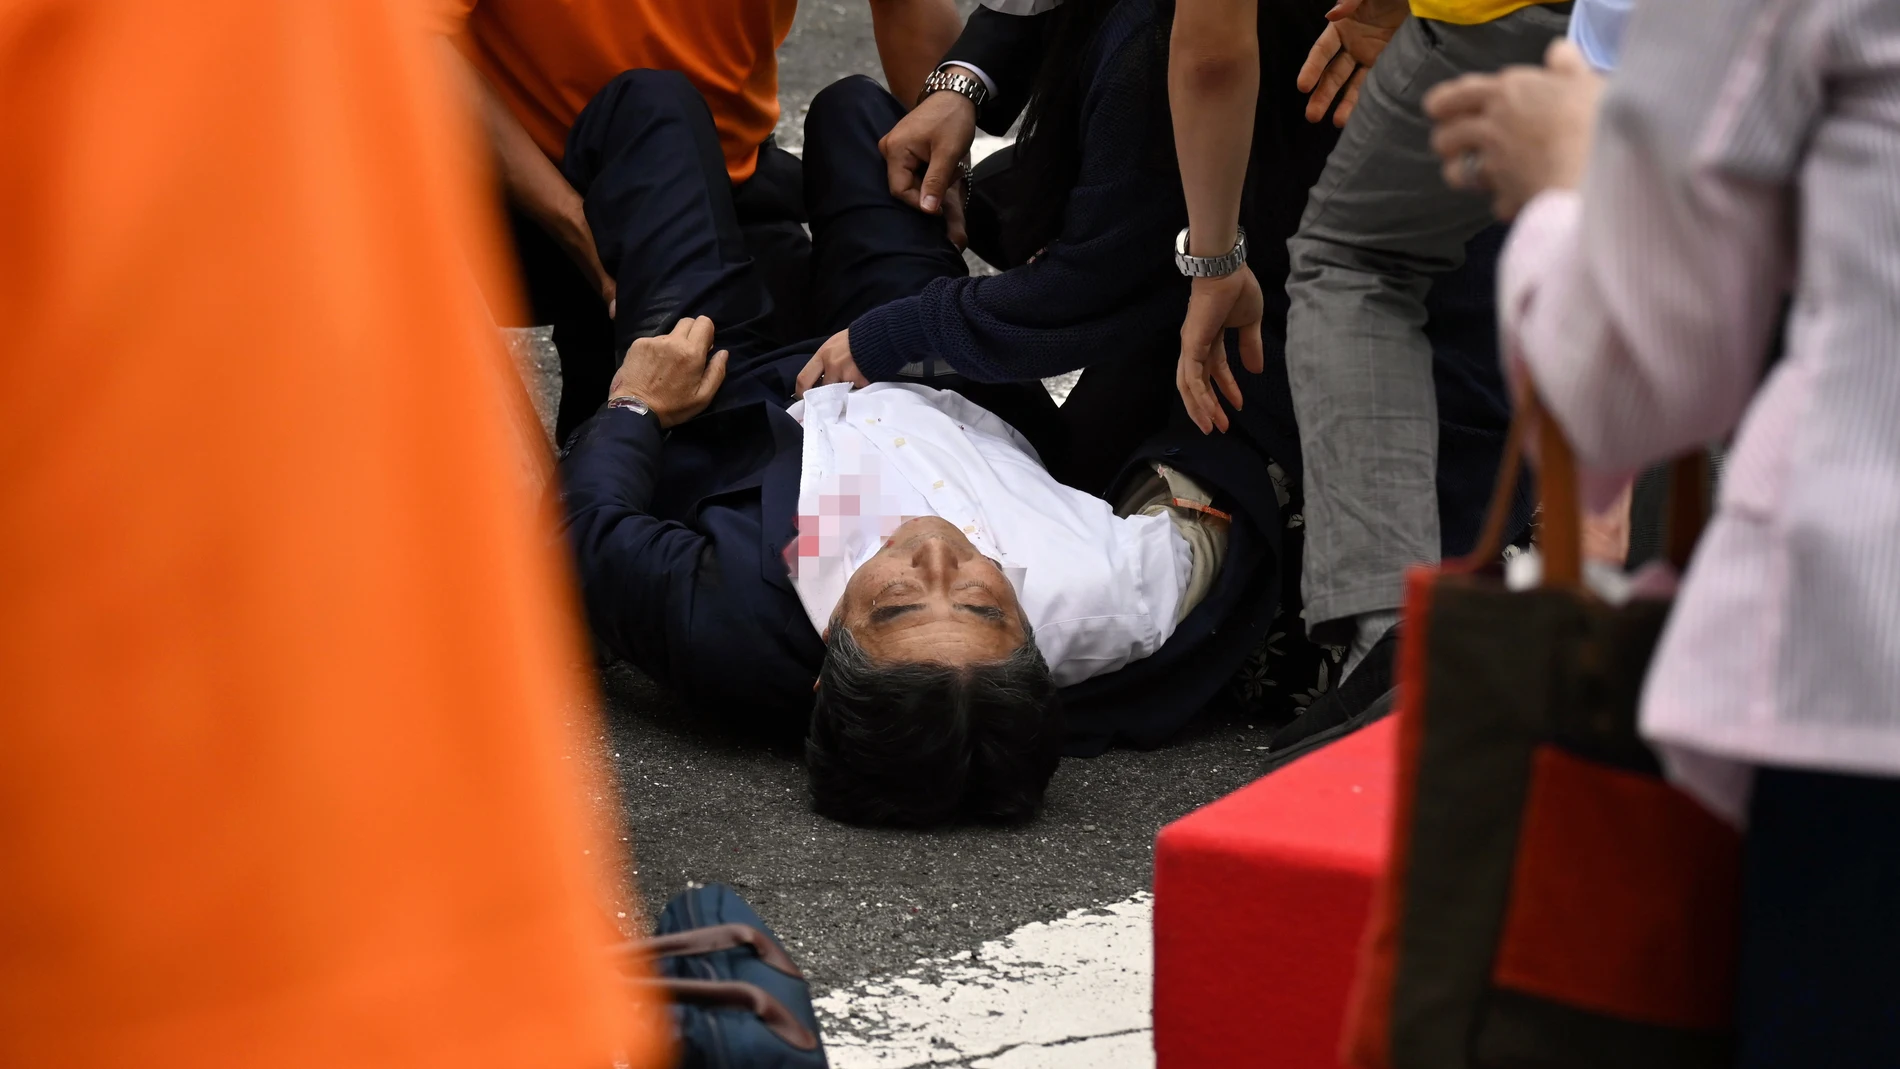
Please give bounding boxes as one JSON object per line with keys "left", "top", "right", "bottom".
{"left": 445, "top": 0, "right": 799, "bottom": 183}
{"left": 0, "top": 0, "right": 665, "bottom": 1066}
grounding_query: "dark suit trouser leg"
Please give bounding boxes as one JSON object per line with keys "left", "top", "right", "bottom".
{"left": 732, "top": 138, "right": 815, "bottom": 345}
{"left": 562, "top": 69, "right": 781, "bottom": 384}
{"left": 801, "top": 75, "right": 1065, "bottom": 467}
{"left": 801, "top": 76, "right": 971, "bottom": 333}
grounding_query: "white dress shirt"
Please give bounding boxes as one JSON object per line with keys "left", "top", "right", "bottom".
{"left": 1501, "top": 0, "right": 1900, "bottom": 821}
{"left": 786, "top": 383, "right": 1190, "bottom": 687}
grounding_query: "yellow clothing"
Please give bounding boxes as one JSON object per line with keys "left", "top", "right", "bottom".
{"left": 1410, "top": 0, "right": 1564, "bottom": 25}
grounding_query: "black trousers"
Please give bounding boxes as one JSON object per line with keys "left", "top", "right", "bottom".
{"left": 506, "top": 80, "right": 815, "bottom": 441}
{"left": 540, "top": 70, "right": 1061, "bottom": 454}
{"left": 1734, "top": 767, "right": 1900, "bottom": 1068}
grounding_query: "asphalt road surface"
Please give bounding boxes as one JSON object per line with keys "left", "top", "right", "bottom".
{"left": 508, "top": 5, "right": 1289, "bottom": 1063}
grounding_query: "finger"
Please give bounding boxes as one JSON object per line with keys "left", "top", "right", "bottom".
{"left": 608, "top": 298, "right": 617, "bottom": 320}
{"left": 1240, "top": 319, "right": 1266, "bottom": 376}
{"left": 686, "top": 314, "right": 717, "bottom": 355}
{"left": 1206, "top": 340, "right": 1232, "bottom": 433}
{"left": 1334, "top": 68, "right": 1369, "bottom": 127}
{"left": 1174, "top": 350, "right": 1205, "bottom": 434}
{"left": 842, "top": 361, "right": 870, "bottom": 389}
{"left": 1182, "top": 350, "right": 1221, "bottom": 435}
{"left": 795, "top": 354, "right": 823, "bottom": 398}
{"left": 697, "top": 349, "right": 730, "bottom": 401}
{"left": 886, "top": 142, "right": 923, "bottom": 201}
{"left": 1422, "top": 72, "right": 1499, "bottom": 121}
{"left": 1212, "top": 342, "right": 1245, "bottom": 413}
{"left": 669, "top": 316, "right": 695, "bottom": 338}
{"left": 1297, "top": 26, "right": 1342, "bottom": 94}
{"left": 918, "top": 155, "right": 955, "bottom": 214}
{"left": 1429, "top": 117, "right": 1491, "bottom": 169}
{"left": 1546, "top": 37, "right": 1587, "bottom": 75}
{"left": 1176, "top": 352, "right": 1211, "bottom": 435}
{"left": 1307, "top": 50, "right": 1358, "bottom": 123}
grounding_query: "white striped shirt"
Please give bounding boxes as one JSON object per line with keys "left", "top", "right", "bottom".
{"left": 1502, "top": 0, "right": 1900, "bottom": 815}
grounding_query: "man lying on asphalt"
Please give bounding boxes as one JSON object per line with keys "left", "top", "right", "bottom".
{"left": 559, "top": 74, "right": 1300, "bottom": 826}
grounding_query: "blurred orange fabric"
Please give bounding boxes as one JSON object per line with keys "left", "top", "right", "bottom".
{"left": 0, "top": 1, "right": 664, "bottom": 1067}
{"left": 440, "top": 0, "right": 798, "bottom": 182}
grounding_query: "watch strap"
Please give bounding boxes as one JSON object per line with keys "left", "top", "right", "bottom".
{"left": 1174, "top": 227, "right": 1249, "bottom": 279}
{"left": 919, "top": 66, "right": 991, "bottom": 108}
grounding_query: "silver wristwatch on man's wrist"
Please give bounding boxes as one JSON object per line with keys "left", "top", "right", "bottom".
{"left": 1174, "top": 226, "right": 1248, "bottom": 278}
{"left": 919, "top": 65, "right": 991, "bottom": 108}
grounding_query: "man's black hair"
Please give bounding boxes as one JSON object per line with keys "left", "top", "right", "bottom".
{"left": 805, "top": 625, "right": 1063, "bottom": 827}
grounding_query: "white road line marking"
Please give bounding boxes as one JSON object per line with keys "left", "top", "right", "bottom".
{"left": 815, "top": 894, "right": 1153, "bottom": 1069}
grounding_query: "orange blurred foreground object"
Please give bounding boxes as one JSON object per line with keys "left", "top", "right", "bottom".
{"left": 0, "top": 1, "right": 665, "bottom": 1066}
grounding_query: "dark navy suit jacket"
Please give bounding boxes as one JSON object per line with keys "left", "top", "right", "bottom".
{"left": 561, "top": 343, "right": 1301, "bottom": 757}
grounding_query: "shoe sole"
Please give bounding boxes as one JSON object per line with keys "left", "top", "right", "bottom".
{"left": 1261, "top": 687, "right": 1398, "bottom": 773}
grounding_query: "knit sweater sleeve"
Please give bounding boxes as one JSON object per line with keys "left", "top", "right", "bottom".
{"left": 848, "top": 23, "right": 1188, "bottom": 385}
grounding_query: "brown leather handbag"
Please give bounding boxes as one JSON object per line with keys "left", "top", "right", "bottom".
{"left": 1342, "top": 398, "right": 1742, "bottom": 1069}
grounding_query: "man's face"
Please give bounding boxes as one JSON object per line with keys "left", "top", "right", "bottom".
{"left": 833, "top": 517, "right": 1028, "bottom": 666}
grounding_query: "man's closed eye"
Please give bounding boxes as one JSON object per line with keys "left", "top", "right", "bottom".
{"left": 867, "top": 603, "right": 1007, "bottom": 625}
{"left": 869, "top": 603, "right": 922, "bottom": 625}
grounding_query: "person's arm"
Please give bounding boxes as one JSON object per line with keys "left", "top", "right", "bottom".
{"left": 560, "top": 319, "right": 727, "bottom": 673}
{"left": 881, "top": 5, "right": 1052, "bottom": 227}
{"left": 436, "top": 38, "right": 616, "bottom": 313}
{"left": 868, "top": 0, "right": 965, "bottom": 106}
{"left": 1167, "top": 0, "right": 1261, "bottom": 434}
{"left": 845, "top": 54, "right": 1191, "bottom": 386}
{"left": 1488, "top": 5, "right": 1816, "bottom": 476}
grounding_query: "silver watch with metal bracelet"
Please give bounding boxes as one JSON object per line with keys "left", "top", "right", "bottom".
{"left": 1174, "top": 226, "right": 1248, "bottom": 278}
{"left": 919, "top": 65, "right": 991, "bottom": 108}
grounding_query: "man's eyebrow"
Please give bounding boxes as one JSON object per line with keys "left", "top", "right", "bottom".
{"left": 869, "top": 603, "right": 923, "bottom": 625}
{"left": 956, "top": 604, "right": 1007, "bottom": 623}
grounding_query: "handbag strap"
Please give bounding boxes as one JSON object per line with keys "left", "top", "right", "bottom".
{"left": 611, "top": 923, "right": 805, "bottom": 980}
{"left": 1456, "top": 388, "right": 1708, "bottom": 587}
{"left": 628, "top": 977, "right": 821, "bottom": 1052}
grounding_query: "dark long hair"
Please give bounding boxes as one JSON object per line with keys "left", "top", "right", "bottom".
{"left": 1006, "top": 0, "right": 1174, "bottom": 261}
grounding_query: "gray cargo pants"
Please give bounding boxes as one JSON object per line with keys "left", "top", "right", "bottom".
{"left": 1285, "top": 4, "right": 1570, "bottom": 633}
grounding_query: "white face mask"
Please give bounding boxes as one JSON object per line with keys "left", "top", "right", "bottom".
{"left": 1567, "top": 0, "right": 1636, "bottom": 73}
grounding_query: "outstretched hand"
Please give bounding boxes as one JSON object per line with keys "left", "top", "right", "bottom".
{"left": 795, "top": 329, "right": 870, "bottom": 399}
{"left": 1298, "top": 0, "right": 1410, "bottom": 126}
{"left": 609, "top": 316, "right": 728, "bottom": 428}
{"left": 1176, "top": 265, "right": 1266, "bottom": 435}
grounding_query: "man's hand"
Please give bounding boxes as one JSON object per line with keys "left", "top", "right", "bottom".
{"left": 1175, "top": 264, "right": 1265, "bottom": 434}
{"left": 1423, "top": 40, "right": 1604, "bottom": 219}
{"left": 609, "top": 316, "right": 729, "bottom": 428}
{"left": 1297, "top": 0, "right": 1409, "bottom": 126}
{"left": 882, "top": 81, "right": 977, "bottom": 217}
{"left": 795, "top": 329, "right": 871, "bottom": 399}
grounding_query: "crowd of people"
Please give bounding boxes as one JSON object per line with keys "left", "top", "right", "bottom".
{"left": 7, "top": 0, "right": 1896, "bottom": 1063}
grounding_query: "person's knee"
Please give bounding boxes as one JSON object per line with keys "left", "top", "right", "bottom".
{"left": 599, "top": 67, "right": 702, "bottom": 116}
{"left": 804, "top": 74, "right": 902, "bottom": 151}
